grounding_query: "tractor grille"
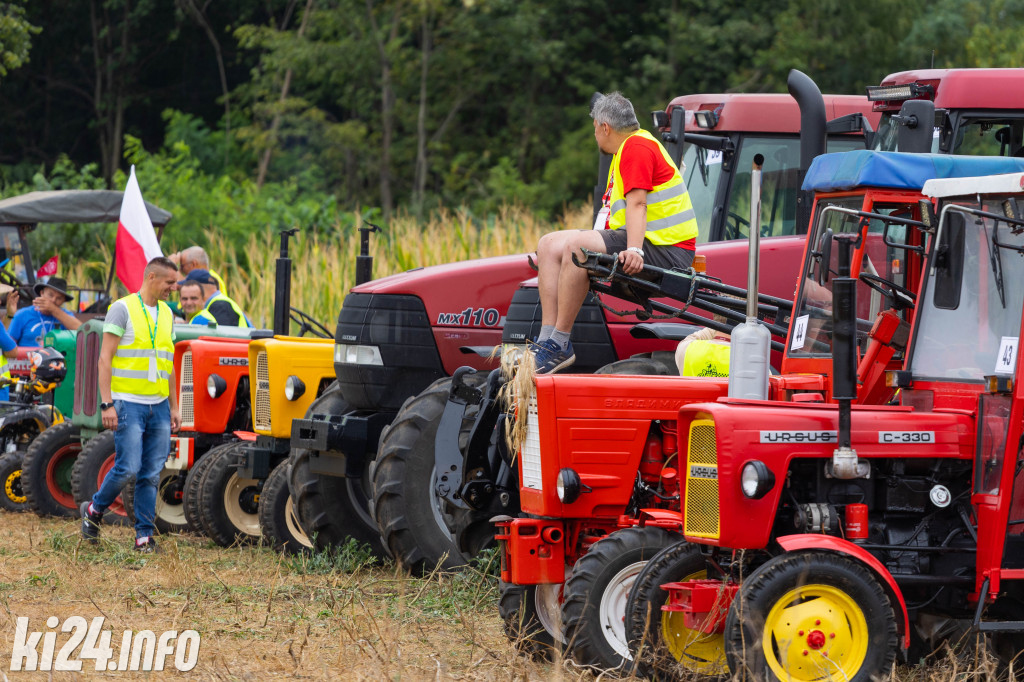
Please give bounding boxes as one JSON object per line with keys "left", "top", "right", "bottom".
{"left": 684, "top": 419, "right": 719, "bottom": 539}
{"left": 520, "top": 397, "right": 542, "bottom": 491}
{"left": 179, "top": 351, "right": 194, "bottom": 429}
{"left": 254, "top": 351, "right": 271, "bottom": 431}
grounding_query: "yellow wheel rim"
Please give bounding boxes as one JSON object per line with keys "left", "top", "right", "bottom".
{"left": 660, "top": 569, "right": 728, "bottom": 675}
{"left": 762, "top": 583, "right": 869, "bottom": 681}
{"left": 5, "top": 469, "right": 26, "bottom": 504}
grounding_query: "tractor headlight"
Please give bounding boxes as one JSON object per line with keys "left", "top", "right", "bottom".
{"left": 285, "top": 376, "right": 306, "bottom": 401}
{"left": 741, "top": 461, "right": 775, "bottom": 499}
{"left": 556, "top": 468, "right": 582, "bottom": 504}
{"left": 334, "top": 344, "right": 383, "bottom": 366}
{"left": 207, "top": 374, "right": 227, "bottom": 399}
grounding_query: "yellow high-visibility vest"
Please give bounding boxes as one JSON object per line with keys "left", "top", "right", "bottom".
{"left": 201, "top": 293, "right": 250, "bottom": 328}
{"left": 110, "top": 294, "right": 174, "bottom": 398}
{"left": 608, "top": 129, "right": 698, "bottom": 245}
{"left": 681, "top": 340, "right": 731, "bottom": 378}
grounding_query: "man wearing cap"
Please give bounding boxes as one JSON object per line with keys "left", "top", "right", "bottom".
{"left": 178, "top": 281, "right": 206, "bottom": 323}
{"left": 7, "top": 277, "right": 82, "bottom": 347}
{"left": 180, "top": 269, "right": 251, "bottom": 328}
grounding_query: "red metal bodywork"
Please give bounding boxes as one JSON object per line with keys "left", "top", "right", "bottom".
{"left": 874, "top": 68, "right": 1024, "bottom": 112}
{"left": 175, "top": 336, "right": 250, "bottom": 435}
{"left": 665, "top": 93, "right": 882, "bottom": 134}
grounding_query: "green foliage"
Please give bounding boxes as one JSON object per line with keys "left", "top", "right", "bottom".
{"left": 0, "top": 2, "right": 38, "bottom": 77}
{"left": 286, "top": 538, "right": 381, "bottom": 575}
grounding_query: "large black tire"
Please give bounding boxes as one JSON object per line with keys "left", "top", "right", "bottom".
{"left": 371, "top": 374, "right": 487, "bottom": 574}
{"left": 70, "top": 431, "right": 129, "bottom": 527}
{"left": 596, "top": 352, "right": 678, "bottom": 376}
{"left": 0, "top": 451, "right": 27, "bottom": 512}
{"left": 22, "top": 422, "right": 82, "bottom": 518}
{"left": 561, "top": 526, "right": 682, "bottom": 672}
{"left": 196, "top": 440, "right": 261, "bottom": 547}
{"left": 122, "top": 467, "right": 188, "bottom": 534}
{"left": 183, "top": 443, "right": 228, "bottom": 534}
{"left": 288, "top": 383, "right": 386, "bottom": 557}
{"left": 259, "top": 460, "right": 312, "bottom": 554}
{"left": 724, "top": 551, "right": 899, "bottom": 681}
{"left": 499, "top": 580, "right": 564, "bottom": 660}
{"left": 625, "top": 540, "right": 727, "bottom": 679}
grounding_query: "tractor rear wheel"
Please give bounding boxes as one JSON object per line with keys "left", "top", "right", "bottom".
{"left": 625, "top": 540, "right": 727, "bottom": 679}
{"left": 288, "top": 383, "right": 386, "bottom": 557}
{"left": 70, "top": 431, "right": 129, "bottom": 526}
{"left": 0, "top": 451, "right": 27, "bottom": 512}
{"left": 122, "top": 468, "right": 188, "bottom": 534}
{"left": 259, "top": 460, "right": 312, "bottom": 554}
{"left": 371, "top": 374, "right": 487, "bottom": 574}
{"left": 596, "top": 352, "right": 678, "bottom": 376}
{"left": 183, "top": 444, "right": 226, "bottom": 534}
{"left": 22, "top": 422, "right": 81, "bottom": 518}
{"left": 196, "top": 440, "right": 261, "bottom": 547}
{"left": 561, "top": 526, "right": 681, "bottom": 672}
{"left": 498, "top": 580, "right": 564, "bottom": 660}
{"left": 724, "top": 551, "right": 898, "bottom": 681}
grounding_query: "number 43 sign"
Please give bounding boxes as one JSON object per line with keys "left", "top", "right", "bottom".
{"left": 995, "top": 336, "right": 1019, "bottom": 375}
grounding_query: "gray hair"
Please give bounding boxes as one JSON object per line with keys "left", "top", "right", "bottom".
{"left": 590, "top": 92, "right": 640, "bottom": 133}
{"left": 182, "top": 245, "right": 210, "bottom": 268}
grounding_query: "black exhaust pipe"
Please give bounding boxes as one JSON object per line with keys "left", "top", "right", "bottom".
{"left": 788, "top": 69, "right": 826, "bottom": 236}
{"left": 273, "top": 228, "right": 299, "bottom": 336}
{"left": 356, "top": 223, "right": 381, "bottom": 286}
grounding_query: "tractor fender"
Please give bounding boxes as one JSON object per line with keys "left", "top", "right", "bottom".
{"left": 1, "top": 407, "right": 54, "bottom": 432}
{"left": 632, "top": 509, "right": 685, "bottom": 532}
{"left": 777, "top": 534, "right": 910, "bottom": 649}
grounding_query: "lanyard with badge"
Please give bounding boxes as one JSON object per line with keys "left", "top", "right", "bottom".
{"left": 138, "top": 294, "right": 159, "bottom": 382}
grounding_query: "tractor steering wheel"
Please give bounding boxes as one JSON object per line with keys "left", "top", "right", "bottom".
{"left": 289, "top": 307, "right": 332, "bottom": 338}
{"left": 859, "top": 273, "right": 917, "bottom": 311}
{"left": 725, "top": 211, "right": 750, "bottom": 241}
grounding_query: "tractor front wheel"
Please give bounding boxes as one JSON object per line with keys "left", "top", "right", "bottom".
{"left": 259, "top": 460, "right": 312, "bottom": 554}
{"left": 196, "top": 440, "right": 261, "bottom": 547}
{"left": 22, "top": 422, "right": 81, "bottom": 518}
{"left": 498, "top": 580, "right": 564, "bottom": 660}
{"left": 183, "top": 443, "right": 227, "bottom": 534}
{"left": 724, "top": 551, "right": 898, "bottom": 681}
{"left": 625, "top": 540, "right": 727, "bottom": 679}
{"left": 561, "top": 526, "right": 681, "bottom": 672}
{"left": 0, "top": 451, "right": 27, "bottom": 512}
{"left": 70, "top": 431, "right": 129, "bottom": 526}
{"left": 122, "top": 468, "right": 188, "bottom": 533}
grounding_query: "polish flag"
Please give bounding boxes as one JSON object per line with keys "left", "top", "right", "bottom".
{"left": 115, "top": 165, "right": 163, "bottom": 292}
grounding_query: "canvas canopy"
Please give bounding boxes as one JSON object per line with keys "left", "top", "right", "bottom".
{"left": 803, "top": 150, "right": 1024, "bottom": 193}
{"left": 0, "top": 190, "right": 172, "bottom": 226}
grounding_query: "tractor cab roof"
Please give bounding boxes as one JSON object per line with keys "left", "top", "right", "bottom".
{"left": 870, "top": 68, "right": 1024, "bottom": 112}
{"left": 802, "top": 150, "right": 1024, "bottom": 193}
{"left": 923, "top": 171, "right": 1024, "bottom": 199}
{"left": 664, "top": 92, "right": 879, "bottom": 134}
{"left": 0, "top": 190, "right": 172, "bottom": 227}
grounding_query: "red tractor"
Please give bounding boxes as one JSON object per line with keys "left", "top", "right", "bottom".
{"left": 493, "top": 151, "right": 1024, "bottom": 672}
{"left": 366, "top": 71, "right": 884, "bottom": 574}
{"left": 630, "top": 170, "right": 1024, "bottom": 680}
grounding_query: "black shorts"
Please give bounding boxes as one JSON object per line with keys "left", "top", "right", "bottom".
{"left": 598, "top": 229, "right": 695, "bottom": 270}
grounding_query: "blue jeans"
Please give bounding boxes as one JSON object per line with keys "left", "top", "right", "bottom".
{"left": 92, "top": 399, "right": 171, "bottom": 539}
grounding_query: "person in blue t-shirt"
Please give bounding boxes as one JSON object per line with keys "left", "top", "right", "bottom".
{"left": 0, "top": 286, "right": 21, "bottom": 401}
{"left": 8, "top": 277, "right": 82, "bottom": 347}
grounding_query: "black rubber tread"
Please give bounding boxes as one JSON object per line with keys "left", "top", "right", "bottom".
{"left": 498, "top": 580, "right": 562, "bottom": 660}
{"left": 22, "top": 422, "right": 82, "bottom": 518}
{"left": 196, "top": 440, "right": 259, "bottom": 547}
{"left": 287, "top": 383, "right": 387, "bottom": 557}
{"left": 370, "top": 373, "right": 487, "bottom": 574}
{"left": 122, "top": 469, "right": 189, "bottom": 535}
{"left": 70, "top": 430, "right": 129, "bottom": 527}
{"left": 724, "top": 550, "right": 899, "bottom": 681}
{"left": 561, "top": 526, "right": 682, "bottom": 672}
{"left": 259, "top": 460, "right": 312, "bottom": 555}
{"left": 596, "top": 353, "right": 678, "bottom": 376}
{"left": 625, "top": 540, "right": 726, "bottom": 680}
{"left": 0, "top": 451, "right": 27, "bottom": 512}
{"left": 182, "top": 442, "right": 229, "bottom": 534}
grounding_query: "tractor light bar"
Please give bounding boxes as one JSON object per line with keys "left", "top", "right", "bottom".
{"left": 207, "top": 373, "right": 227, "bottom": 399}
{"left": 334, "top": 343, "right": 383, "bottom": 366}
{"left": 285, "top": 375, "right": 306, "bottom": 401}
{"left": 741, "top": 461, "right": 775, "bottom": 499}
{"left": 866, "top": 82, "right": 933, "bottom": 102}
{"left": 984, "top": 374, "right": 1013, "bottom": 395}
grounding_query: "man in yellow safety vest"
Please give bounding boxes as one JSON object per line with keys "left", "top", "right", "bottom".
{"left": 178, "top": 269, "right": 251, "bottom": 328}
{"left": 81, "top": 257, "right": 181, "bottom": 553}
{"left": 532, "top": 91, "right": 699, "bottom": 374}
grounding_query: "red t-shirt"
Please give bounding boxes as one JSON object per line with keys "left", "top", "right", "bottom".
{"left": 614, "top": 134, "right": 695, "bottom": 251}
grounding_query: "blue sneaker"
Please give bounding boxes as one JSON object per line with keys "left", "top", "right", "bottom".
{"left": 532, "top": 338, "right": 575, "bottom": 374}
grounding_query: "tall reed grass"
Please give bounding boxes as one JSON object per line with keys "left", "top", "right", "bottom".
{"left": 62, "top": 204, "right": 592, "bottom": 331}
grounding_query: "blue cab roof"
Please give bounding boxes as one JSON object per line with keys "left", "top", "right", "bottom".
{"left": 802, "top": 150, "right": 1024, "bottom": 193}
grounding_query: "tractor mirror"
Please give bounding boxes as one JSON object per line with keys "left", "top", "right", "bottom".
{"left": 933, "top": 212, "right": 965, "bottom": 310}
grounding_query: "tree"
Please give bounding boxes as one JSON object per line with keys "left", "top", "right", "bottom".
{"left": 0, "top": 2, "right": 38, "bottom": 78}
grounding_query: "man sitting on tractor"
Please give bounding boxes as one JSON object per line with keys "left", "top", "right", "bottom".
{"left": 179, "top": 270, "right": 251, "bottom": 328}
{"left": 8, "top": 277, "right": 82, "bottom": 346}
{"left": 532, "top": 92, "right": 698, "bottom": 373}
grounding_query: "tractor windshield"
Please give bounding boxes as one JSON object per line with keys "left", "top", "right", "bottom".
{"left": 909, "top": 197, "right": 1024, "bottom": 382}
{"left": 788, "top": 197, "right": 924, "bottom": 357}
{"left": 873, "top": 114, "right": 1024, "bottom": 156}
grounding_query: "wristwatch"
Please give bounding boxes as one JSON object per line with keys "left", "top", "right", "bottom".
{"left": 100, "top": 401, "right": 115, "bottom": 411}
{"left": 626, "top": 246, "right": 645, "bottom": 259}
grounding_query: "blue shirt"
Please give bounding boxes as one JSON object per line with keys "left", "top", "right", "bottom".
{"left": 8, "top": 307, "right": 66, "bottom": 346}
{"left": 0, "top": 321, "right": 14, "bottom": 401}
